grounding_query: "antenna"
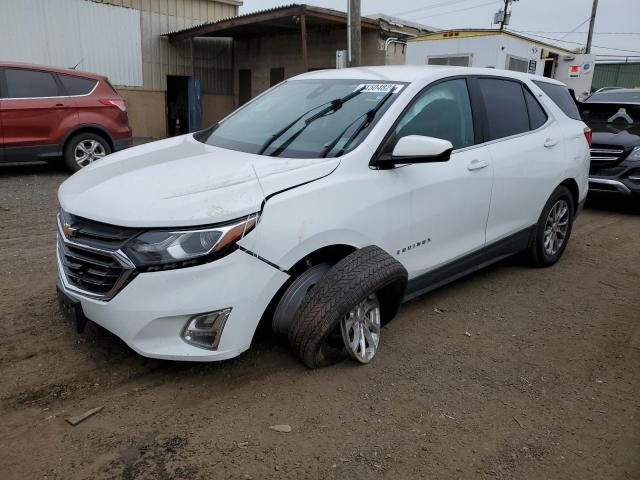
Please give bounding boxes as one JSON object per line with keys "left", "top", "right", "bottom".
{"left": 70, "top": 58, "right": 84, "bottom": 70}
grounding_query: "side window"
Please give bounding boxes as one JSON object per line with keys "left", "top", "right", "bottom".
{"left": 532, "top": 80, "right": 581, "bottom": 120}
{"left": 478, "top": 78, "right": 529, "bottom": 140}
{"left": 5, "top": 68, "right": 59, "bottom": 98}
{"left": 523, "top": 86, "right": 548, "bottom": 130}
{"left": 59, "top": 74, "right": 97, "bottom": 96}
{"left": 390, "top": 79, "right": 475, "bottom": 151}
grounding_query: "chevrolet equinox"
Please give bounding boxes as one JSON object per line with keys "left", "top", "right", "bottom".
{"left": 56, "top": 66, "right": 591, "bottom": 368}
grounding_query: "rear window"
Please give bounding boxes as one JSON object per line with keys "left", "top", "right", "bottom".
{"left": 533, "top": 80, "right": 581, "bottom": 120}
{"left": 4, "top": 68, "right": 59, "bottom": 98}
{"left": 478, "top": 78, "right": 530, "bottom": 140}
{"left": 58, "top": 74, "right": 97, "bottom": 96}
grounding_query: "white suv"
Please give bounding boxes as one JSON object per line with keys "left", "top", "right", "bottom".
{"left": 56, "top": 66, "right": 591, "bottom": 368}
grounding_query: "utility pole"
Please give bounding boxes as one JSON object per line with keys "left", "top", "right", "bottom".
{"left": 499, "top": 0, "right": 509, "bottom": 31}
{"left": 585, "top": 0, "right": 599, "bottom": 53}
{"left": 348, "top": 0, "right": 361, "bottom": 67}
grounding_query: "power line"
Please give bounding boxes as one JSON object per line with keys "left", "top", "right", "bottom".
{"left": 520, "top": 31, "right": 640, "bottom": 35}
{"left": 412, "top": 0, "right": 502, "bottom": 21}
{"left": 512, "top": 30, "right": 640, "bottom": 55}
{"left": 391, "top": 0, "right": 477, "bottom": 17}
{"left": 554, "top": 17, "right": 591, "bottom": 45}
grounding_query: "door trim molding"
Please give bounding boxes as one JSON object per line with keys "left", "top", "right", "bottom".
{"left": 403, "top": 225, "right": 535, "bottom": 302}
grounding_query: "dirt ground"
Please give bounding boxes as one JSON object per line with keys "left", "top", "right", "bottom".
{"left": 0, "top": 162, "right": 639, "bottom": 480}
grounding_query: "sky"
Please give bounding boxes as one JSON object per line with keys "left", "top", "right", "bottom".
{"left": 239, "top": 0, "right": 640, "bottom": 59}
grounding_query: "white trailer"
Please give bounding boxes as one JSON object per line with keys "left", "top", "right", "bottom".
{"left": 406, "top": 30, "right": 594, "bottom": 98}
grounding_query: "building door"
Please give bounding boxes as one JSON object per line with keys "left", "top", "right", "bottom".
{"left": 543, "top": 54, "right": 557, "bottom": 78}
{"left": 239, "top": 69, "right": 252, "bottom": 106}
{"left": 270, "top": 68, "right": 285, "bottom": 87}
{"left": 167, "top": 75, "right": 191, "bottom": 137}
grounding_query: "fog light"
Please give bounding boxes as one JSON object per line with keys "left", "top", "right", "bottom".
{"left": 181, "top": 308, "right": 231, "bottom": 350}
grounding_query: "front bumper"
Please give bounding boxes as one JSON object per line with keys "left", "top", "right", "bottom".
{"left": 589, "top": 159, "right": 640, "bottom": 195}
{"left": 57, "top": 249, "right": 289, "bottom": 361}
{"left": 588, "top": 177, "right": 635, "bottom": 195}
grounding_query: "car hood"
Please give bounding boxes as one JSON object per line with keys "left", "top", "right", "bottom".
{"left": 58, "top": 134, "right": 340, "bottom": 227}
{"left": 589, "top": 124, "right": 640, "bottom": 148}
{"left": 580, "top": 101, "right": 640, "bottom": 148}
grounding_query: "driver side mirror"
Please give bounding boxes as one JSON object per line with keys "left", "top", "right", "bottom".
{"left": 374, "top": 135, "right": 453, "bottom": 168}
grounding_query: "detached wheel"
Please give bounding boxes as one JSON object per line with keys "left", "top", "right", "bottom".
{"left": 288, "top": 246, "right": 408, "bottom": 369}
{"left": 527, "top": 185, "right": 575, "bottom": 267}
{"left": 64, "top": 133, "right": 111, "bottom": 172}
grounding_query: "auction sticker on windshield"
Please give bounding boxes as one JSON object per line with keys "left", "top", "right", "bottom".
{"left": 356, "top": 83, "right": 404, "bottom": 93}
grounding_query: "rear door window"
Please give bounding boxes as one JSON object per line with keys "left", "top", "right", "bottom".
{"left": 523, "top": 86, "right": 548, "bottom": 130}
{"left": 478, "top": 78, "right": 530, "bottom": 140}
{"left": 532, "top": 80, "right": 581, "bottom": 120}
{"left": 59, "top": 74, "right": 98, "bottom": 96}
{"left": 5, "top": 68, "right": 60, "bottom": 98}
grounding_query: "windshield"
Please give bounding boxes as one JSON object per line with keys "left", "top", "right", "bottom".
{"left": 586, "top": 90, "right": 640, "bottom": 103}
{"left": 197, "top": 79, "right": 406, "bottom": 158}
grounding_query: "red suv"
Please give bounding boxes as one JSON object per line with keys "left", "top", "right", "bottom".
{"left": 0, "top": 62, "right": 132, "bottom": 171}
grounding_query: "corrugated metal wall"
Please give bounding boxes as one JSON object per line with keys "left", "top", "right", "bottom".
{"left": 96, "top": 0, "right": 237, "bottom": 93}
{"left": 0, "top": 0, "right": 143, "bottom": 86}
{"left": 592, "top": 63, "right": 640, "bottom": 91}
{"left": 0, "top": 0, "right": 237, "bottom": 92}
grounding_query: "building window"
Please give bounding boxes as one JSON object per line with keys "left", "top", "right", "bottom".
{"left": 506, "top": 55, "right": 529, "bottom": 73}
{"left": 426, "top": 55, "right": 471, "bottom": 67}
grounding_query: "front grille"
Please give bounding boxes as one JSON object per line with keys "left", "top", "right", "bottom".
{"left": 589, "top": 165, "right": 625, "bottom": 176}
{"left": 588, "top": 181, "right": 619, "bottom": 192}
{"left": 590, "top": 147, "right": 625, "bottom": 163}
{"left": 57, "top": 212, "right": 140, "bottom": 300}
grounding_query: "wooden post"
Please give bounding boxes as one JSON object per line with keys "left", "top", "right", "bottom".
{"left": 300, "top": 12, "right": 309, "bottom": 72}
{"left": 348, "top": 0, "right": 361, "bottom": 67}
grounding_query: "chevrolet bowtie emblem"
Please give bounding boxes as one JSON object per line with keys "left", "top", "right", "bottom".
{"left": 63, "top": 223, "right": 78, "bottom": 238}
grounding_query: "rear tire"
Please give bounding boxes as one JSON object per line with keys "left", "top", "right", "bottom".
{"left": 288, "top": 246, "right": 408, "bottom": 369}
{"left": 527, "top": 185, "right": 575, "bottom": 267}
{"left": 64, "top": 133, "right": 111, "bottom": 172}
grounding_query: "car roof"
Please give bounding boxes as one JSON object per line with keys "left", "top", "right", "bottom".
{"left": 0, "top": 61, "right": 105, "bottom": 80}
{"left": 293, "top": 65, "right": 566, "bottom": 86}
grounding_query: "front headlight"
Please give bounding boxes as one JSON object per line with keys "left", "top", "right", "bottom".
{"left": 627, "top": 146, "right": 640, "bottom": 161}
{"left": 123, "top": 214, "right": 258, "bottom": 271}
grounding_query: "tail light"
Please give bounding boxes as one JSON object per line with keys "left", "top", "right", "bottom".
{"left": 583, "top": 127, "right": 592, "bottom": 147}
{"left": 99, "top": 98, "right": 127, "bottom": 112}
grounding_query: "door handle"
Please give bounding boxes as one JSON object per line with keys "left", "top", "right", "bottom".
{"left": 544, "top": 137, "right": 558, "bottom": 148}
{"left": 55, "top": 103, "right": 65, "bottom": 108}
{"left": 467, "top": 159, "right": 488, "bottom": 171}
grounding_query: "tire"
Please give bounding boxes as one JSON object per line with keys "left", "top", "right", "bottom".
{"left": 527, "top": 185, "right": 575, "bottom": 267}
{"left": 64, "top": 133, "right": 111, "bottom": 172}
{"left": 288, "top": 245, "right": 408, "bottom": 369}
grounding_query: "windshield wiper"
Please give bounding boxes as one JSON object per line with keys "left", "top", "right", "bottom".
{"left": 258, "top": 86, "right": 365, "bottom": 156}
{"left": 320, "top": 88, "right": 396, "bottom": 158}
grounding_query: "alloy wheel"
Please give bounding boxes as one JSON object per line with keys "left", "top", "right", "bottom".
{"left": 74, "top": 139, "right": 107, "bottom": 167}
{"left": 543, "top": 199, "right": 570, "bottom": 256}
{"left": 340, "top": 293, "right": 381, "bottom": 363}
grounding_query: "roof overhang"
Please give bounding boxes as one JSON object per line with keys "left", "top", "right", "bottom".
{"left": 165, "top": 4, "right": 381, "bottom": 43}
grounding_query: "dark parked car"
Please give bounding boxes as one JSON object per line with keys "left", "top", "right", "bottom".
{"left": 579, "top": 88, "right": 640, "bottom": 195}
{"left": 0, "top": 62, "right": 132, "bottom": 171}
